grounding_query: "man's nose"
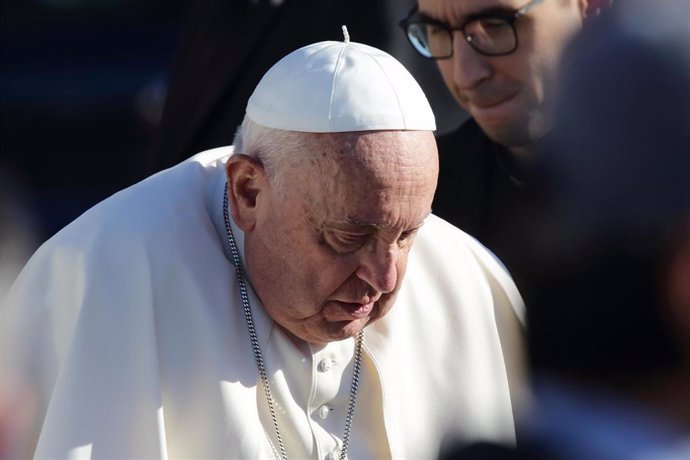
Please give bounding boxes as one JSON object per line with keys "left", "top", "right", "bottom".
{"left": 451, "top": 30, "right": 491, "bottom": 90}
{"left": 355, "top": 243, "right": 399, "bottom": 294}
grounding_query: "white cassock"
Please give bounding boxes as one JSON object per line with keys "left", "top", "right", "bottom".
{"left": 0, "top": 147, "right": 525, "bottom": 460}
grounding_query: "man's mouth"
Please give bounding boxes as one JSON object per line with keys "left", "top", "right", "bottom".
{"left": 464, "top": 90, "right": 524, "bottom": 126}
{"left": 327, "top": 299, "right": 377, "bottom": 320}
{"left": 341, "top": 301, "right": 375, "bottom": 319}
{"left": 469, "top": 91, "right": 517, "bottom": 109}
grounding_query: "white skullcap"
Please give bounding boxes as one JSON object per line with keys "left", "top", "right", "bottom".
{"left": 246, "top": 29, "right": 436, "bottom": 133}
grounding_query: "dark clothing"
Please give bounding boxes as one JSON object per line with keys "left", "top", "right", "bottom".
{"left": 433, "top": 118, "right": 531, "bottom": 289}
{"left": 148, "top": 0, "right": 390, "bottom": 175}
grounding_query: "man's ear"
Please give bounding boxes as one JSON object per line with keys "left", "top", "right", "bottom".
{"left": 225, "top": 154, "right": 268, "bottom": 232}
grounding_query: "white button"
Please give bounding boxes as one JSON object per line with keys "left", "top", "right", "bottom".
{"left": 325, "top": 451, "right": 339, "bottom": 460}
{"left": 318, "top": 405, "right": 330, "bottom": 420}
{"left": 318, "top": 358, "right": 333, "bottom": 372}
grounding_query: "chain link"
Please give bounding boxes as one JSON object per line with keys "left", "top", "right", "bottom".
{"left": 223, "top": 183, "right": 362, "bottom": 460}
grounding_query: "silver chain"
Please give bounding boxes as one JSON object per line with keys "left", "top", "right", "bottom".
{"left": 223, "top": 183, "right": 363, "bottom": 460}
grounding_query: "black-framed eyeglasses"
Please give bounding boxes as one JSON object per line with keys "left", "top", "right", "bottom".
{"left": 399, "top": 0, "right": 547, "bottom": 58}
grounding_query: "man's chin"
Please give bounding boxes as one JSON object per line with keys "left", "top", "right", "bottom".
{"left": 322, "top": 317, "right": 370, "bottom": 342}
{"left": 306, "top": 297, "right": 394, "bottom": 344}
{"left": 476, "top": 114, "right": 546, "bottom": 151}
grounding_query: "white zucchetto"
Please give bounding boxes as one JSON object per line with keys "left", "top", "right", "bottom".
{"left": 246, "top": 27, "right": 436, "bottom": 133}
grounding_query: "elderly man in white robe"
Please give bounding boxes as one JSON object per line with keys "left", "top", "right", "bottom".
{"left": 0, "top": 29, "right": 525, "bottom": 460}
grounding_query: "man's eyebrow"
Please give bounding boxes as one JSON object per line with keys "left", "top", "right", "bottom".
{"left": 418, "top": 6, "right": 516, "bottom": 27}
{"left": 333, "top": 211, "right": 432, "bottom": 230}
{"left": 417, "top": 11, "right": 447, "bottom": 24}
{"left": 465, "top": 6, "right": 516, "bottom": 22}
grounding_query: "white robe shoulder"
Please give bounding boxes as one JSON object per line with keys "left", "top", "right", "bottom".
{"left": 1, "top": 146, "right": 524, "bottom": 459}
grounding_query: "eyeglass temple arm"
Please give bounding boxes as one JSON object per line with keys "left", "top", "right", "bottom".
{"left": 516, "top": 0, "right": 547, "bottom": 17}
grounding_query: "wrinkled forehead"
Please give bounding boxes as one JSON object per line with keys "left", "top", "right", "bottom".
{"left": 315, "top": 130, "right": 438, "bottom": 176}
{"left": 284, "top": 130, "right": 438, "bottom": 218}
{"left": 301, "top": 131, "right": 438, "bottom": 227}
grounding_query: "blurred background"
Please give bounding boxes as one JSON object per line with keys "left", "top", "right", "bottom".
{"left": 1, "top": 1, "right": 177, "bottom": 235}
{"left": 0, "top": 0, "right": 467, "bottom": 292}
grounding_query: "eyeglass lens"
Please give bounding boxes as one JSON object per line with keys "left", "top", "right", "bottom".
{"left": 465, "top": 19, "right": 516, "bottom": 54}
{"left": 406, "top": 17, "right": 517, "bottom": 57}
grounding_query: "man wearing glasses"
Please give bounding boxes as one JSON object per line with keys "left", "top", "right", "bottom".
{"left": 400, "top": 0, "right": 608, "bottom": 285}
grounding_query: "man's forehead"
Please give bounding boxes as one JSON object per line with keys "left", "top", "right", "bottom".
{"left": 302, "top": 149, "right": 437, "bottom": 232}
{"left": 317, "top": 130, "right": 436, "bottom": 166}
{"left": 418, "top": 0, "right": 522, "bottom": 21}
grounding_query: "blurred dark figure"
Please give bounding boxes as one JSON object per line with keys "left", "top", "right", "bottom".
{"left": 443, "top": 1, "right": 690, "bottom": 459}
{"left": 147, "top": 0, "right": 390, "bottom": 174}
{"left": 519, "top": 1, "right": 690, "bottom": 459}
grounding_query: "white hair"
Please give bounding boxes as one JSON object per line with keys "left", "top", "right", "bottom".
{"left": 232, "top": 116, "right": 313, "bottom": 193}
